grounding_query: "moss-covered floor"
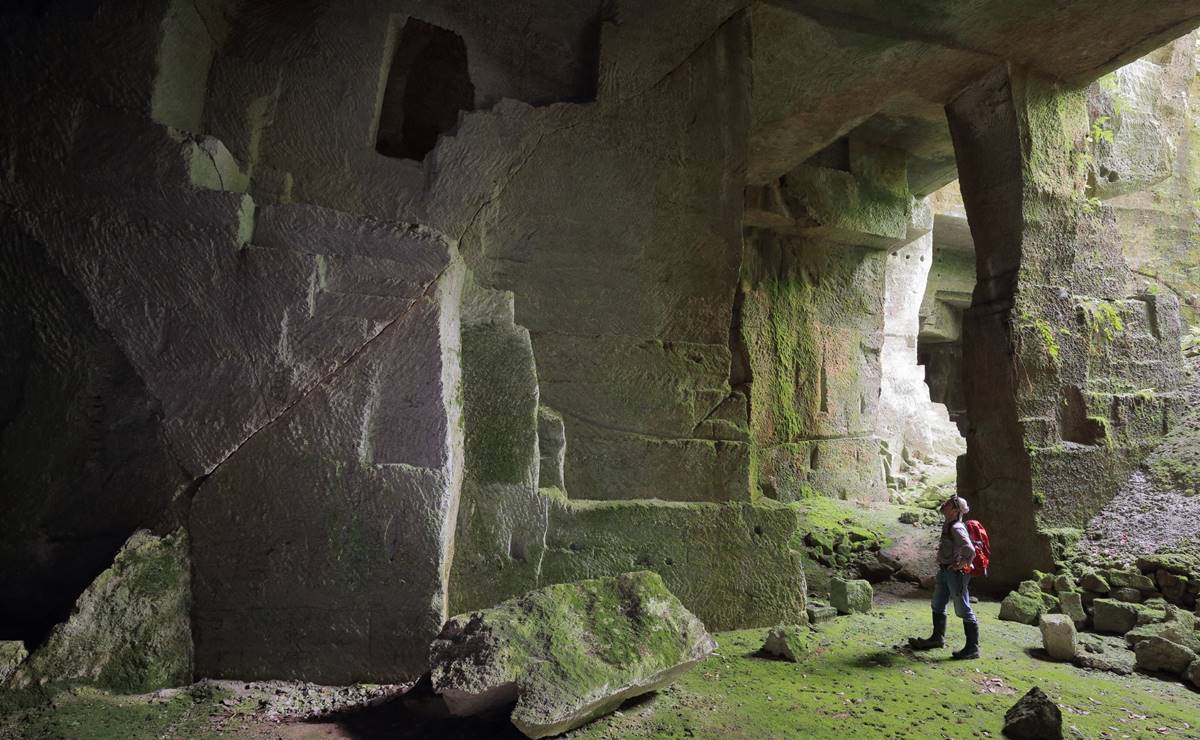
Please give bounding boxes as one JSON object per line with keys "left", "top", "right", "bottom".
{"left": 3, "top": 597, "right": 1198, "bottom": 739}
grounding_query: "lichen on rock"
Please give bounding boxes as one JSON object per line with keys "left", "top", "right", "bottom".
{"left": 429, "top": 571, "right": 716, "bottom": 739}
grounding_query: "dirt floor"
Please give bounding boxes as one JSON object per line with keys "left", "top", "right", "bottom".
{"left": 3, "top": 592, "right": 1198, "bottom": 739}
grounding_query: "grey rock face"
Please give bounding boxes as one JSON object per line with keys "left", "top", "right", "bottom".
{"left": 14, "top": 530, "right": 191, "bottom": 692}
{"left": 1039, "top": 614, "right": 1077, "bottom": 661}
{"left": 830, "top": 578, "right": 873, "bottom": 614}
{"left": 429, "top": 571, "right": 715, "bottom": 739}
{"left": 1003, "top": 687, "right": 1063, "bottom": 740}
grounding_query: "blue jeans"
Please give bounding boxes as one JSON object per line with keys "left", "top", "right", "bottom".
{"left": 932, "top": 567, "right": 977, "bottom": 623}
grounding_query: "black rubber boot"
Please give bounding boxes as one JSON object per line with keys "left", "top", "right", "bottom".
{"left": 908, "top": 612, "right": 947, "bottom": 650}
{"left": 952, "top": 620, "right": 980, "bottom": 660}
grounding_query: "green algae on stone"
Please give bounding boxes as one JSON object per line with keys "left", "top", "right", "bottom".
{"left": 429, "top": 571, "right": 716, "bottom": 739}
{"left": 15, "top": 529, "right": 192, "bottom": 693}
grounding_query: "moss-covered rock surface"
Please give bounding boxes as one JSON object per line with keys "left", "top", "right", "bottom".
{"left": 7, "top": 596, "right": 1200, "bottom": 738}
{"left": 11, "top": 529, "right": 192, "bottom": 693}
{"left": 430, "top": 571, "right": 715, "bottom": 738}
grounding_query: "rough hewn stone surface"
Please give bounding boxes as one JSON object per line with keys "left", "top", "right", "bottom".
{"left": 830, "top": 579, "right": 873, "bottom": 615}
{"left": 540, "top": 499, "right": 808, "bottom": 631}
{"left": 1093, "top": 599, "right": 1141, "bottom": 635}
{"left": 429, "top": 571, "right": 715, "bottom": 739}
{"left": 949, "top": 64, "right": 1186, "bottom": 590}
{"left": 1039, "top": 615, "right": 1077, "bottom": 661}
{"left": 999, "top": 592, "right": 1044, "bottom": 626}
{"left": 1059, "top": 592, "right": 1088, "bottom": 629}
{"left": 14, "top": 530, "right": 191, "bottom": 692}
{"left": 1134, "top": 636, "right": 1197, "bottom": 675}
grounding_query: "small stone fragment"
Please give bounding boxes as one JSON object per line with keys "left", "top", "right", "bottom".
{"left": 830, "top": 578, "right": 872, "bottom": 614}
{"left": 761, "top": 625, "right": 813, "bottom": 662}
{"left": 1038, "top": 614, "right": 1077, "bottom": 661}
{"left": 1080, "top": 571, "right": 1110, "bottom": 593}
{"left": 1002, "top": 686, "right": 1062, "bottom": 739}
{"left": 1134, "top": 636, "right": 1197, "bottom": 676}
{"left": 0, "top": 641, "right": 28, "bottom": 684}
{"left": 1092, "top": 598, "right": 1139, "bottom": 635}
{"left": 428, "top": 571, "right": 715, "bottom": 739}
{"left": 806, "top": 602, "right": 838, "bottom": 624}
{"left": 999, "top": 592, "right": 1044, "bottom": 625}
{"left": 1058, "top": 592, "right": 1087, "bottom": 629}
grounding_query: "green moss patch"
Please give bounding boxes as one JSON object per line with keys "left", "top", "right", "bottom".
{"left": 573, "top": 598, "right": 1200, "bottom": 739}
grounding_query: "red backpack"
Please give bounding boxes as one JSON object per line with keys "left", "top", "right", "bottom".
{"left": 962, "top": 519, "right": 991, "bottom": 577}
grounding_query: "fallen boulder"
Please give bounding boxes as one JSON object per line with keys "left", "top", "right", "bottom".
{"left": 1080, "top": 571, "right": 1110, "bottom": 594}
{"left": 999, "top": 592, "right": 1044, "bottom": 625}
{"left": 429, "top": 571, "right": 715, "bottom": 739}
{"left": 1038, "top": 615, "right": 1076, "bottom": 661}
{"left": 1003, "top": 686, "right": 1062, "bottom": 739}
{"left": 1058, "top": 592, "right": 1087, "bottom": 630}
{"left": 1092, "top": 599, "right": 1139, "bottom": 635}
{"left": 11, "top": 529, "right": 192, "bottom": 692}
{"left": 830, "top": 578, "right": 872, "bottom": 614}
{"left": 0, "top": 641, "right": 27, "bottom": 684}
{"left": 806, "top": 602, "right": 838, "bottom": 624}
{"left": 1187, "top": 659, "right": 1200, "bottom": 689}
{"left": 1134, "top": 636, "right": 1197, "bottom": 676}
{"left": 761, "top": 625, "right": 813, "bottom": 662}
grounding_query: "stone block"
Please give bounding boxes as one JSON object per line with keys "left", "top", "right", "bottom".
{"left": 1111, "top": 587, "right": 1142, "bottom": 603}
{"left": 1052, "top": 574, "right": 1077, "bottom": 595}
{"left": 1187, "top": 659, "right": 1200, "bottom": 689}
{"left": 830, "top": 578, "right": 873, "bottom": 614}
{"left": 1093, "top": 599, "right": 1139, "bottom": 635}
{"left": 190, "top": 251, "right": 466, "bottom": 684}
{"left": 999, "top": 592, "right": 1044, "bottom": 625}
{"left": 1134, "top": 636, "right": 1197, "bottom": 676}
{"left": 1080, "top": 571, "right": 1110, "bottom": 593}
{"left": 1059, "top": 592, "right": 1088, "bottom": 629}
{"left": 807, "top": 602, "right": 839, "bottom": 624}
{"left": 761, "top": 625, "right": 813, "bottom": 662}
{"left": 1106, "top": 570, "right": 1155, "bottom": 591}
{"left": 429, "top": 572, "right": 715, "bottom": 739}
{"left": 1039, "top": 614, "right": 1077, "bottom": 661}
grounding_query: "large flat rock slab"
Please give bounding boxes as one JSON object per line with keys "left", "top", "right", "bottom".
{"left": 429, "top": 571, "right": 716, "bottom": 738}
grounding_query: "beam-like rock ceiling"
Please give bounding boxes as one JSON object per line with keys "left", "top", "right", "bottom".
{"left": 749, "top": 0, "right": 1200, "bottom": 185}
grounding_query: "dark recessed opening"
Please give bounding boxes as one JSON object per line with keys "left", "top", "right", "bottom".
{"left": 376, "top": 18, "right": 474, "bottom": 162}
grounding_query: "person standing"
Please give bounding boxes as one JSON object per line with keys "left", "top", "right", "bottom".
{"left": 908, "top": 495, "right": 979, "bottom": 659}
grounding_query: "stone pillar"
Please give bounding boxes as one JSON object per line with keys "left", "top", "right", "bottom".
{"left": 948, "top": 66, "right": 1184, "bottom": 588}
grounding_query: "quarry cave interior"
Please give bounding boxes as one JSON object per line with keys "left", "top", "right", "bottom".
{"left": 2, "top": 1, "right": 1200, "bottom": 738}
